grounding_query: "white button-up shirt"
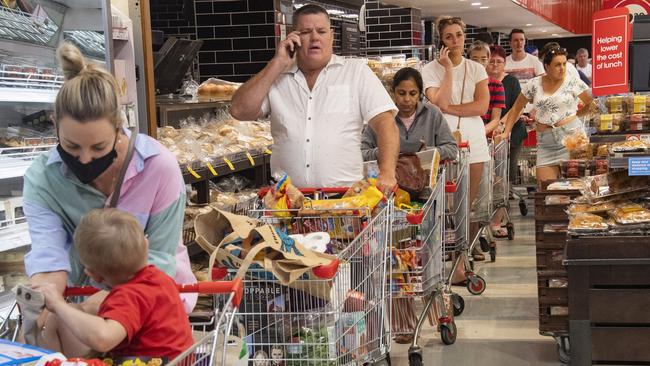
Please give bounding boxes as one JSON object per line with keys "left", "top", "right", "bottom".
{"left": 261, "top": 55, "right": 397, "bottom": 188}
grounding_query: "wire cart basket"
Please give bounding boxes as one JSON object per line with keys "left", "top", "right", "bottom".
{"left": 221, "top": 190, "right": 393, "bottom": 366}
{"left": 477, "top": 139, "right": 516, "bottom": 261}
{"left": 2, "top": 281, "right": 244, "bottom": 365}
{"left": 392, "top": 165, "right": 456, "bottom": 339}
{"left": 444, "top": 143, "right": 487, "bottom": 300}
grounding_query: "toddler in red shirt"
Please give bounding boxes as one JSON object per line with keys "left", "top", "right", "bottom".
{"left": 34, "top": 208, "right": 193, "bottom": 361}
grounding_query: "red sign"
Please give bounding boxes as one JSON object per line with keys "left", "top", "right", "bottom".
{"left": 604, "top": 0, "right": 650, "bottom": 14}
{"left": 592, "top": 7, "right": 630, "bottom": 97}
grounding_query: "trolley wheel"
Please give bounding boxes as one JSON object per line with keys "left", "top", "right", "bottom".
{"left": 452, "top": 293, "right": 465, "bottom": 317}
{"left": 489, "top": 247, "right": 496, "bottom": 262}
{"left": 467, "top": 275, "right": 487, "bottom": 295}
{"left": 506, "top": 223, "right": 515, "bottom": 240}
{"left": 479, "top": 236, "right": 490, "bottom": 252}
{"left": 519, "top": 200, "right": 528, "bottom": 216}
{"left": 371, "top": 355, "right": 391, "bottom": 366}
{"left": 440, "top": 321, "right": 457, "bottom": 345}
{"left": 556, "top": 337, "right": 570, "bottom": 364}
{"left": 408, "top": 350, "right": 423, "bottom": 366}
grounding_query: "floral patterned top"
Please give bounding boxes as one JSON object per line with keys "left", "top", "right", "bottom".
{"left": 522, "top": 75, "right": 589, "bottom": 126}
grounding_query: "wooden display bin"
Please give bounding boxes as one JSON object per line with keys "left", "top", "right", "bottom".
{"left": 565, "top": 235, "right": 650, "bottom": 365}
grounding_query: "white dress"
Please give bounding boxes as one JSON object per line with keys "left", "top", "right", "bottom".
{"left": 422, "top": 58, "right": 490, "bottom": 164}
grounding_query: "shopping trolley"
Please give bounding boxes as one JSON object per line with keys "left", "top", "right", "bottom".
{"left": 217, "top": 188, "right": 392, "bottom": 366}
{"left": 2, "top": 280, "right": 244, "bottom": 365}
{"left": 512, "top": 130, "right": 538, "bottom": 217}
{"left": 476, "top": 139, "right": 516, "bottom": 262}
{"left": 490, "top": 139, "right": 515, "bottom": 241}
{"left": 444, "top": 142, "right": 487, "bottom": 300}
{"left": 391, "top": 165, "right": 455, "bottom": 345}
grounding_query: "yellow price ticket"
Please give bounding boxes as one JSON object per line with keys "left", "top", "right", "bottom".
{"left": 246, "top": 152, "right": 255, "bottom": 165}
{"left": 187, "top": 166, "right": 201, "bottom": 179}
{"left": 223, "top": 158, "right": 235, "bottom": 170}
{"left": 206, "top": 162, "right": 218, "bottom": 176}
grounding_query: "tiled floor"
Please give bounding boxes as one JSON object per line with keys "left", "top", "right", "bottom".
{"left": 391, "top": 203, "right": 564, "bottom": 366}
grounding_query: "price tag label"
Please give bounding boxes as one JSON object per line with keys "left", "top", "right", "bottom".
{"left": 264, "top": 148, "right": 272, "bottom": 155}
{"left": 600, "top": 114, "right": 613, "bottom": 131}
{"left": 634, "top": 95, "right": 647, "bottom": 113}
{"left": 223, "top": 158, "right": 235, "bottom": 171}
{"left": 610, "top": 96, "right": 623, "bottom": 112}
{"left": 187, "top": 166, "right": 201, "bottom": 179}
{"left": 246, "top": 152, "right": 255, "bottom": 166}
{"left": 628, "top": 157, "right": 650, "bottom": 176}
{"left": 206, "top": 162, "right": 218, "bottom": 176}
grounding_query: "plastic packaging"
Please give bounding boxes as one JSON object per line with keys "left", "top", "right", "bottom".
{"left": 595, "top": 113, "right": 624, "bottom": 133}
{"left": 610, "top": 203, "right": 650, "bottom": 225}
{"left": 545, "top": 195, "right": 571, "bottom": 205}
{"left": 568, "top": 212, "right": 609, "bottom": 232}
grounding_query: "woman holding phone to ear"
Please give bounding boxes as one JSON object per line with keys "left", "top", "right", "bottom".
{"left": 422, "top": 15, "right": 490, "bottom": 280}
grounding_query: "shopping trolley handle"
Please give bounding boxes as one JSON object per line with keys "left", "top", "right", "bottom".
{"left": 458, "top": 141, "right": 469, "bottom": 149}
{"left": 63, "top": 279, "right": 244, "bottom": 308}
{"left": 258, "top": 186, "right": 350, "bottom": 197}
{"left": 445, "top": 182, "right": 458, "bottom": 193}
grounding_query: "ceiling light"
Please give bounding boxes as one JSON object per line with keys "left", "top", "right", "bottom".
{"left": 542, "top": 30, "right": 547, "bottom": 32}
{"left": 480, "top": 6, "right": 489, "bottom": 8}
{"left": 471, "top": 2, "right": 481, "bottom": 5}
{"left": 526, "top": 23, "right": 532, "bottom": 26}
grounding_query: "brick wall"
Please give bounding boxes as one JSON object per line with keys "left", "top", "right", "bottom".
{"left": 365, "top": 1, "right": 422, "bottom": 52}
{"left": 194, "top": 0, "right": 282, "bottom": 83}
{"left": 150, "top": 0, "right": 197, "bottom": 40}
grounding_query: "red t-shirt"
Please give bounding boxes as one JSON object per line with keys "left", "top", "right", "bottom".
{"left": 98, "top": 265, "right": 193, "bottom": 359}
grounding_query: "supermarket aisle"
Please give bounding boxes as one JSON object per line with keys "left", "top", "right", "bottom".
{"left": 391, "top": 204, "right": 564, "bottom": 366}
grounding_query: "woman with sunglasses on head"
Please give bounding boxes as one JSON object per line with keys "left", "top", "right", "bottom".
{"left": 423, "top": 15, "right": 490, "bottom": 281}
{"left": 21, "top": 43, "right": 196, "bottom": 354}
{"left": 500, "top": 47, "right": 592, "bottom": 183}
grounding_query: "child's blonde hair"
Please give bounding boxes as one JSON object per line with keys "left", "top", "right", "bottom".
{"left": 74, "top": 209, "right": 147, "bottom": 277}
{"left": 54, "top": 43, "right": 121, "bottom": 129}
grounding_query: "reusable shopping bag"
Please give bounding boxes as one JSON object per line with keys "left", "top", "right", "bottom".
{"left": 193, "top": 208, "right": 338, "bottom": 300}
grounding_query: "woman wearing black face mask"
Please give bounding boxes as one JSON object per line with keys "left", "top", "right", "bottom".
{"left": 21, "top": 43, "right": 196, "bottom": 355}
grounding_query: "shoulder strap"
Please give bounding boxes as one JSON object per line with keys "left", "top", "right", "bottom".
{"left": 456, "top": 61, "right": 468, "bottom": 130}
{"left": 109, "top": 128, "right": 138, "bottom": 208}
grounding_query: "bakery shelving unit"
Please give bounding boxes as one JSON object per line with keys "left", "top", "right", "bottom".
{"left": 181, "top": 149, "right": 271, "bottom": 205}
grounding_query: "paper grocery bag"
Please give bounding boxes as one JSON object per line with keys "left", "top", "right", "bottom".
{"left": 193, "top": 207, "right": 258, "bottom": 254}
{"left": 194, "top": 207, "right": 337, "bottom": 300}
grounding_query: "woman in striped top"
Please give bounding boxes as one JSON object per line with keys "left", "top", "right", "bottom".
{"left": 469, "top": 41, "right": 506, "bottom": 136}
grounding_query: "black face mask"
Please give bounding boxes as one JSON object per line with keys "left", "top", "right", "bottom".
{"left": 57, "top": 139, "right": 118, "bottom": 184}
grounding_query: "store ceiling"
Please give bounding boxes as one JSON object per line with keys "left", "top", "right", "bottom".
{"left": 378, "top": 0, "right": 581, "bottom": 39}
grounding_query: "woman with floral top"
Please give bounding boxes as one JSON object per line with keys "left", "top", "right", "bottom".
{"left": 500, "top": 46, "right": 592, "bottom": 183}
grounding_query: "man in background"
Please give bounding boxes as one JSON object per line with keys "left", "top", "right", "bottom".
{"left": 576, "top": 48, "right": 592, "bottom": 82}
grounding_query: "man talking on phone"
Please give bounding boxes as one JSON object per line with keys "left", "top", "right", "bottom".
{"left": 231, "top": 4, "right": 399, "bottom": 193}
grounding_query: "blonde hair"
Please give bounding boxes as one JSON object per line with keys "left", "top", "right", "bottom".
{"left": 55, "top": 43, "right": 121, "bottom": 129}
{"left": 468, "top": 40, "right": 491, "bottom": 58}
{"left": 74, "top": 208, "right": 147, "bottom": 277}
{"left": 436, "top": 16, "right": 466, "bottom": 38}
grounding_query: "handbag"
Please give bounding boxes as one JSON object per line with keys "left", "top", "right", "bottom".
{"left": 395, "top": 153, "right": 427, "bottom": 195}
{"left": 452, "top": 61, "right": 468, "bottom": 144}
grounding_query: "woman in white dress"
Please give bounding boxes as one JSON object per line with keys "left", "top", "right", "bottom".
{"left": 423, "top": 16, "right": 491, "bottom": 281}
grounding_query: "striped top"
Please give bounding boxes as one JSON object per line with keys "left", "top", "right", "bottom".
{"left": 22, "top": 130, "right": 196, "bottom": 311}
{"left": 482, "top": 78, "right": 506, "bottom": 123}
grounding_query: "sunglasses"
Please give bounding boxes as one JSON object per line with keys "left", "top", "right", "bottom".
{"left": 548, "top": 47, "right": 567, "bottom": 55}
{"left": 439, "top": 17, "right": 462, "bottom": 26}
